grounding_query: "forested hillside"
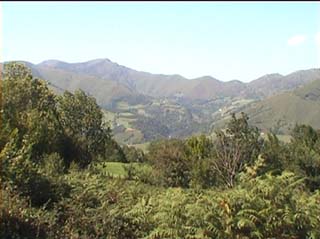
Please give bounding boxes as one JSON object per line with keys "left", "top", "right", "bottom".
{"left": 1, "top": 63, "right": 320, "bottom": 238}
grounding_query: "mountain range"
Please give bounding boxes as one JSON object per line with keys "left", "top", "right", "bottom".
{"left": 2, "top": 58, "right": 320, "bottom": 144}
{"left": 10, "top": 58, "right": 320, "bottom": 105}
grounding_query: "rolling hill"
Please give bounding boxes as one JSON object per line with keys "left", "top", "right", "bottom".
{"left": 244, "top": 79, "right": 320, "bottom": 133}
{"left": 248, "top": 69, "right": 320, "bottom": 97}
{"left": 2, "top": 58, "right": 320, "bottom": 143}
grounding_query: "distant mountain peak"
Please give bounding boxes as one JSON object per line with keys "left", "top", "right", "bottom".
{"left": 38, "top": 58, "right": 115, "bottom": 68}
{"left": 228, "top": 79, "right": 243, "bottom": 84}
{"left": 38, "top": 59, "right": 68, "bottom": 68}
{"left": 195, "top": 75, "right": 220, "bottom": 82}
{"left": 86, "top": 58, "right": 112, "bottom": 64}
{"left": 254, "top": 73, "right": 283, "bottom": 80}
{"left": 39, "top": 59, "right": 63, "bottom": 64}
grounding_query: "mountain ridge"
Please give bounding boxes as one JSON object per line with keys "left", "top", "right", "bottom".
{"left": 35, "top": 58, "right": 320, "bottom": 84}
{"left": 2, "top": 58, "right": 320, "bottom": 144}
{"left": 4, "top": 58, "right": 319, "bottom": 103}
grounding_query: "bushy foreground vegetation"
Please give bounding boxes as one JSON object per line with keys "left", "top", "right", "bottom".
{"left": 1, "top": 63, "right": 320, "bottom": 238}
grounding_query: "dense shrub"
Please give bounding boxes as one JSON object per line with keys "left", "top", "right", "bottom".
{"left": 147, "top": 139, "right": 191, "bottom": 187}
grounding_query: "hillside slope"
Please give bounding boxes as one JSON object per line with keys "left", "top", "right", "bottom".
{"left": 245, "top": 79, "right": 320, "bottom": 133}
{"left": 249, "top": 69, "right": 320, "bottom": 97}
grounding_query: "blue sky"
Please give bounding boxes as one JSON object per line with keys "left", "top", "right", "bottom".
{"left": 1, "top": 2, "right": 320, "bottom": 82}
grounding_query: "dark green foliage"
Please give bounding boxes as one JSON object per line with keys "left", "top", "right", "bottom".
{"left": 0, "top": 184, "right": 51, "bottom": 239}
{"left": 2, "top": 63, "right": 35, "bottom": 132}
{"left": 292, "top": 124, "right": 319, "bottom": 148}
{"left": 104, "top": 138, "right": 128, "bottom": 162}
{"left": 133, "top": 116, "right": 171, "bottom": 141}
{"left": 132, "top": 104, "right": 207, "bottom": 143}
{"left": 57, "top": 89, "right": 113, "bottom": 167}
{"left": 0, "top": 62, "right": 122, "bottom": 206}
{"left": 258, "top": 133, "right": 289, "bottom": 175}
{"left": 287, "top": 124, "right": 320, "bottom": 191}
{"left": 126, "top": 171, "right": 320, "bottom": 239}
{"left": 0, "top": 134, "right": 70, "bottom": 207}
{"left": 41, "top": 152, "right": 66, "bottom": 177}
{"left": 122, "top": 145, "right": 145, "bottom": 163}
{"left": 148, "top": 139, "right": 191, "bottom": 187}
{"left": 2, "top": 63, "right": 63, "bottom": 161}
{"left": 186, "top": 134, "right": 212, "bottom": 160}
{"left": 186, "top": 135, "right": 217, "bottom": 189}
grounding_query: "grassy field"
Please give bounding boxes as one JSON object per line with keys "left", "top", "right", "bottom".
{"left": 97, "top": 162, "right": 151, "bottom": 178}
{"left": 102, "top": 162, "right": 128, "bottom": 177}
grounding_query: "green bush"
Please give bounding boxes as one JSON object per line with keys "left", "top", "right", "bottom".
{"left": 41, "top": 152, "right": 65, "bottom": 177}
{"left": 147, "top": 139, "right": 191, "bottom": 187}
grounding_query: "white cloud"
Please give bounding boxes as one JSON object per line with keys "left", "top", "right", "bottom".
{"left": 287, "top": 35, "right": 306, "bottom": 46}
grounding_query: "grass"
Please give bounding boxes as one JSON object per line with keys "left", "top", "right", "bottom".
{"left": 96, "top": 162, "right": 151, "bottom": 178}
{"left": 104, "top": 162, "right": 128, "bottom": 177}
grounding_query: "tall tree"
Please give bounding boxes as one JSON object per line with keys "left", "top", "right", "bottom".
{"left": 186, "top": 135, "right": 217, "bottom": 188}
{"left": 2, "top": 62, "right": 63, "bottom": 160}
{"left": 148, "top": 139, "right": 190, "bottom": 187}
{"left": 212, "top": 113, "right": 262, "bottom": 188}
{"left": 57, "top": 90, "right": 112, "bottom": 166}
{"left": 288, "top": 124, "right": 320, "bottom": 191}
